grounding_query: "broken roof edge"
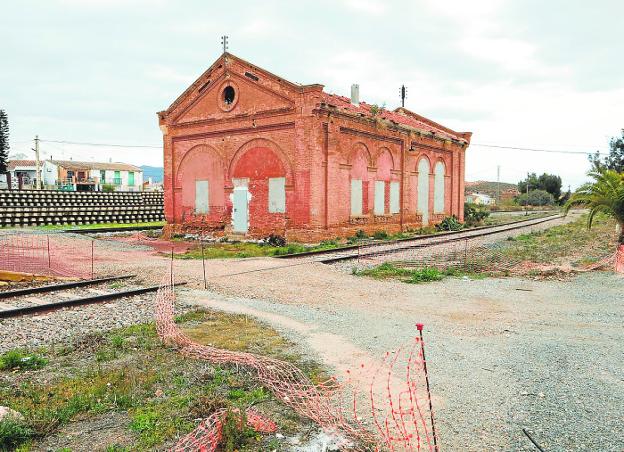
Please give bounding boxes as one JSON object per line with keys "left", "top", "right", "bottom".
{"left": 316, "top": 100, "right": 471, "bottom": 146}
{"left": 394, "top": 107, "right": 472, "bottom": 143}
{"left": 160, "top": 52, "right": 325, "bottom": 119}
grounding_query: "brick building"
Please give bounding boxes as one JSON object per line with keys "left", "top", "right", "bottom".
{"left": 158, "top": 53, "right": 471, "bottom": 241}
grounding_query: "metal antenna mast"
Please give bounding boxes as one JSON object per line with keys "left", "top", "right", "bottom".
{"left": 400, "top": 85, "right": 407, "bottom": 108}
{"left": 221, "top": 35, "right": 229, "bottom": 53}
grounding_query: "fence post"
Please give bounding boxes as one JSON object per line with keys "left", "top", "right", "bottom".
{"left": 47, "top": 235, "right": 51, "bottom": 269}
{"left": 201, "top": 234, "right": 207, "bottom": 290}
{"left": 416, "top": 323, "right": 439, "bottom": 452}
{"left": 91, "top": 239, "right": 94, "bottom": 279}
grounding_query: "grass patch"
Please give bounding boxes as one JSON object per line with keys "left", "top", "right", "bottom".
{"left": 356, "top": 262, "right": 480, "bottom": 284}
{"left": 0, "top": 309, "right": 321, "bottom": 450}
{"left": 176, "top": 239, "right": 342, "bottom": 259}
{"left": 0, "top": 350, "right": 48, "bottom": 371}
{"left": 499, "top": 213, "right": 617, "bottom": 265}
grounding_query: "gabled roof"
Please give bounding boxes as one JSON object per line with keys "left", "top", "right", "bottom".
{"left": 160, "top": 52, "right": 471, "bottom": 143}
{"left": 51, "top": 160, "right": 142, "bottom": 172}
{"left": 8, "top": 160, "right": 37, "bottom": 170}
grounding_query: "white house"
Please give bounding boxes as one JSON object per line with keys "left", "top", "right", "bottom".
{"left": 52, "top": 160, "right": 143, "bottom": 192}
{"left": 465, "top": 192, "right": 495, "bottom": 206}
{"left": 6, "top": 159, "right": 59, "bottom": 189}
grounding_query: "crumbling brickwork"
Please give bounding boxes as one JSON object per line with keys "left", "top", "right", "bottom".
{"left": 158, "top": 53, "right": 471, "bottom": 241}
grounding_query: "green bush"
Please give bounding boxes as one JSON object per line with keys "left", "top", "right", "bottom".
{"left": 373, "top": 230, "right": 389, "bottom": 240}
{"left": 0, "top": 417, "right": 33, "bottom": 450}
{"left": 515, "top": 189, "right": 555, "bottom": 206}
{"left": 101, "top": 184, "right": 116, "bottom": 193}
{"left": 436, "top": 215, "right": 464, "bottom": 231}
{"left": 464, "top": 203, "right": 490, "bottom": 226}
{"left": 0, "top": 350, "right": 47, "bottom": 371}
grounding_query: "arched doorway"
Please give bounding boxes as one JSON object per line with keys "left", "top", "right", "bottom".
{"left": 231, "top": 146, "right": 288, "bottom": 234}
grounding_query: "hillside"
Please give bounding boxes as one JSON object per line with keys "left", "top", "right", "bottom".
{"left": 465, "top": 180, "right": 517, "bottom": 197}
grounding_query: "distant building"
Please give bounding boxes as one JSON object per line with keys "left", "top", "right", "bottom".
{"left": 466, "top": 192, "right": 495, "bottom": 205}
{"left": 500, "top": 187, "right": 520, "bottom": 202}
{"left": 52, "top": 160, "right": 143, "bottom": 192}
{"left": 7, "top": 159, "right": 59, "bottom": 189}
{"left": 4, "top": 159, "right": 143, "bottom": 192}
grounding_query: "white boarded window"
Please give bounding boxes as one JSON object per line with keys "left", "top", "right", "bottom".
{"left": 374, "top": 180, "right": 385, "bottom": 215}
{"left": 194, "top": 180, "right": 209, "bottom": 214}
{"left": 434, "top": 162, "right": 445, "bottom": 214}
{"left": 390, "top": 181, "right": 400, "bottom": 214}
{"left": 351, "top": 179, "right": 363, "bottom": 215}
{"left": 268, "top": 177, "right": 286, "bottom": 213}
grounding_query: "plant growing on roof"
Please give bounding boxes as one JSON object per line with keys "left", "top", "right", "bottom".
{"left": 564, "top": 169, "right": 624, "bottom": 244}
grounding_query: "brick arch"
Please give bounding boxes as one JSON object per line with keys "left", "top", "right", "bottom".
{"left": 375, "top": 147, "right": 395, "bottom": 180}
{"left": 228, "top": 138, "right": 293, "bottom": 181}
{"left": 175, "top": 144, "right": 226, "bottom": 218}
{"left": 347, "top": 142, "right": 373, "bottom": 167}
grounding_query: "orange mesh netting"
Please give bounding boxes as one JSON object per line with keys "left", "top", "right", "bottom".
{"left": 155, "top": 277, "right": 438, "bottom": 451}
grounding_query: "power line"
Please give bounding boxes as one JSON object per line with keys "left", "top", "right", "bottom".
{"left": 471, "top": 143, "right": 595, "bottom": 155}
{"left": 40, "top": 139, "right": 161, "bottom": 149}
{"left": 37, "top": 137, "right": 604, "bottom": 155}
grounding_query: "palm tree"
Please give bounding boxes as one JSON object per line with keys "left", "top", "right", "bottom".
{"left": 564, "top": 169, "right": 624, "bottom": 244}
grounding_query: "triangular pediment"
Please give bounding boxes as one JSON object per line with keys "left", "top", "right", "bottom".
{"left": 164, "top": 53, "right": 299, "bottom": 125}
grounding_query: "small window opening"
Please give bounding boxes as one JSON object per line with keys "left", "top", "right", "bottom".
{"left": 244, "top": 71, "right": 259, "bottom": 81}
{"left": 223, "top": 86, "right": 235, "bottom": 105}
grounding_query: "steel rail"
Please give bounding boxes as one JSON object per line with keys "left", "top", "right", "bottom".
{"left": 319, "top": 214, "right": 563, "bottom": 263}
{"left": 275, "top": 213, "right": 559, "bottom": 259}
{"left": 0, "top": 283, "right": 186, "bottom": 319}
{"left": 0, "top": 275, "right": 136, "bottom": 300}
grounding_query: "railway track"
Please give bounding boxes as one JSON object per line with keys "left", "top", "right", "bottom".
{"left": 0, "top": 275, "right": 179, "bottom": 319}
{"left": 278, "top": 213, "right": 564, "bottom": 264}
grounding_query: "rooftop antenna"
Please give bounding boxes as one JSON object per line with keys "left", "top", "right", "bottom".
{"left": 221, "top": 35, "right": 229, "bottom": 54}
{"left": 400, "top": 85, "right": 407, "bottom": 108}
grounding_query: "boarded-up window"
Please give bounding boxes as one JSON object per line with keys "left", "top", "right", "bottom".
{"left": 390, "top": 181, "right": 400, "bottom": 214}
{"left": 374, "top": 180, "right": 385, "bottom": 215}
{"left": 418, "top": 158, "right": 430, "bottom": 225}
{"left": 351, "top": 179, "right": 363, "bottom": 216}
{"left": 195, "top": 180, "right": 209, "bottom": 214}
{"left": 268, "top": 177, "right": 286, "bottom": 213}
{"left": 434, "top": 162, "right": 445, "bottom": 214}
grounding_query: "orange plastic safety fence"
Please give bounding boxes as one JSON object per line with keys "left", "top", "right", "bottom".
{"left": 155, "top": 277, "right": 438, "bottom": 451}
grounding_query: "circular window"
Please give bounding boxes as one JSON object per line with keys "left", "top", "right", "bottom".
{"left": 223, "top": 86, "right": 235, "bottom": 105}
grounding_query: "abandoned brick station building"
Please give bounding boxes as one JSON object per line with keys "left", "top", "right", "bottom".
{"left": 159, "top": 53, "right": 471, "bottom": 241}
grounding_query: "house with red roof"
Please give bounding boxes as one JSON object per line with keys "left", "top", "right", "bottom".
{"left": 158, "top": 53, "right": 471, "bottom": 240}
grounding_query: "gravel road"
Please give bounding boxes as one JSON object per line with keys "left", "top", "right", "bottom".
{"left": 175, "top": 271, "right": 624, "bottom": 451}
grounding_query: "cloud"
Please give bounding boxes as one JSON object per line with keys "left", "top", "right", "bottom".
{"left": 340, "top": 0, "right": 387, "bottom": 14}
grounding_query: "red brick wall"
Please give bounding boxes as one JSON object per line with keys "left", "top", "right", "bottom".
{"left": 160, "top": 54, "right": 469, "bottom": 241}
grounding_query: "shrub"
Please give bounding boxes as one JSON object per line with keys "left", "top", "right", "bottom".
{"left": 0, "top": 417, "right": 33, "bottom": 450}
{"left": 264, "top": 234, "right": 286, "bottom": 247}
{"left": 0, "top": 350, "right": 47, "bottom": 371}
{"left": 101, "top": 183, "right": 116, "bottom": 193}
{"left": 373, "top": 230, "right": 389, "bottom": 240}
{"left": 516, "top": 189, "right": 555, "bottom": 206}
{"left": 355, "top": 229, "right": 367, "bottom": 239}
{"left": 436, "top": 215, "right": 464, "bottom": 231}
{"left": 464, "top": 203, "right": 490, "bottom": 226}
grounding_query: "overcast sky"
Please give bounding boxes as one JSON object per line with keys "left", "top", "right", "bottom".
{"left": 2, "top": 0, "right": 623, "bottom": 188}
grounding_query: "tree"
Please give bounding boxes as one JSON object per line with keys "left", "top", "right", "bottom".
{"left": 516, "top": 189, "right": 555, "bottom": 206}
{"left": 0, "top": 109, "right": 8, "bottom": 174}
{"left": 518, "top": 173, "right": 562, "bottom": 202}
{"left": 564, "top": 169, "right": 624, "bottom": 244}
{"left": 588, "top": 130, "right": 624, "bottom": 172}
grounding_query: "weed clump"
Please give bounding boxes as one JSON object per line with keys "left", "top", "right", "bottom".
{"left": 0, "top": 350, "right": 47, "bottom": 371}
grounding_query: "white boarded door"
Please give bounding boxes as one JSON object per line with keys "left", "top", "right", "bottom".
{"left": 232, "top": 185, "right": 249, "bottom": 233}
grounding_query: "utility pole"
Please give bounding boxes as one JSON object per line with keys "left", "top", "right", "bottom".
{"left": 496, "top": 165, "right": 501, "bottom": 205}
{"left": 32, "top": 135, "right": 41, "bottom": 190}
{"left": 525, "top": 172, "right": 529, "bottom": 216}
